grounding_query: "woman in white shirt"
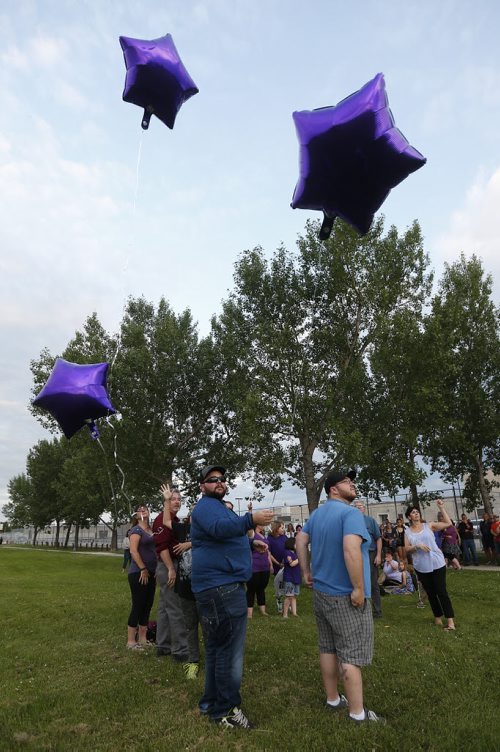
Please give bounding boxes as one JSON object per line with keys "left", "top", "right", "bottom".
{"left": 405, "top": 500, "right": 456, "bottom": 631}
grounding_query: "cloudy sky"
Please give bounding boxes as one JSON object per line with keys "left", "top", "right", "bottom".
{"left": 1, "top": 1, "right": 500, "bottom": 518}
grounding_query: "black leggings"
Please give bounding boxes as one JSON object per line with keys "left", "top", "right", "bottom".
{"left": 128, "top": 571, "right": 156, "bottom": 627}
{"left": 416, "top": 566, "right": 454, "bottom": 618}
{"left": 246, "top": 571, "right": 270, "bottom": 607}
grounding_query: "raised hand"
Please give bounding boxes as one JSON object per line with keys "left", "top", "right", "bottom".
{"left": 160, "top": 483, "right": 172, "bottom": 504}
{"left": 252, "top": 509, "right": 274, "bottom": 527}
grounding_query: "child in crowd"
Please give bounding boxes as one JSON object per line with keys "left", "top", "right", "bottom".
{"left": 283, "top": 537, "right": 301, "bottom": 617}
{"left": 391, "top": 561, "right": 415, "bottom": 594}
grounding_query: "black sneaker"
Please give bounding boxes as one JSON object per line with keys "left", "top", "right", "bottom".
{"left": 350, "top": 708, "right": 386, "bottom": 724}
{"left": 325, "top": 694, "right": 348, "bottom": 711}
{"left": 215, "top": 707, "right": 253, "bottom": 729}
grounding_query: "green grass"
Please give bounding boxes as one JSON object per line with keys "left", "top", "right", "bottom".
{"left": 1, "top": 547, "right": 499, "bottom": 751}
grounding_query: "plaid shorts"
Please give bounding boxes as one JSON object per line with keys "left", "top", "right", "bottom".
{"left": 312, "top": 590, "right": 373, "bottom": 666}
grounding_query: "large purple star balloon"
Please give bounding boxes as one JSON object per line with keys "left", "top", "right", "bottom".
{"left": 33, "top": 359, "right": 116, "bottom": 439}
{"left": 291, "top": 73, "right": 426, "bottom": 238}
{"left": 119, "top": 33, "right": 199, "bottom": 130}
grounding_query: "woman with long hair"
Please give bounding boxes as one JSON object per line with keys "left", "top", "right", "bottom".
{"left": 381, "top": 520, "right": 396, "bottom": 553}
{"left": 246, "top": 523, "right": 272, "bottom": 617}
{"left": 394, "top": 517, "right": 407, "bottom": 562}
{"left": 126, "top": 505, "right": 157, "bottom": 649}
{"left": 405, "top": 500, "right": 456, "bottom": 631}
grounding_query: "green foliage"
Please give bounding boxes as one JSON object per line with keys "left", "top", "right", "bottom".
{"left": 1, "top": 547, "right": 499, "bottom": 751}
{"left": 27, "top": 297, "right": 249, "bottom": 528}
{"left": 215, "top": 217, "right": 431, "bottom": 510}
{"left": 4, "top": 474, "right": 37, "bottom": 528}
{"left": 423, "top": 254, "right": 500, "bottom": 514}
{"left": 17, "top": 222, "right": 500, "bottom": 528}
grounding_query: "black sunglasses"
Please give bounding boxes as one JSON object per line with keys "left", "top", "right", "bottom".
{"left": 204, "top": 476, "right": 227, "bottom": 484}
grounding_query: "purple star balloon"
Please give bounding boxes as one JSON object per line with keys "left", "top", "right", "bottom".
{"left": 291, "top": 73, "right": 426, "bottom": 238}
{"left": 33, "top": 359, "right": 116, "bottom": 439}
{"left": 119, "top": 33, "right": 199, "bottom": 130}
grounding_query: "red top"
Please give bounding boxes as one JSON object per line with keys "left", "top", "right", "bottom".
{"left": 152, "top": 511, "right": 180, "bottom": 558}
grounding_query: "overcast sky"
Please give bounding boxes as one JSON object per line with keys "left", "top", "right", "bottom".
{"left": 1, "top": 1, "right": 500, "bottom": 519}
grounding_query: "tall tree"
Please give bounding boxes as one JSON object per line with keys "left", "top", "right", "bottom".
{"left": 26, "top": 439, "right": 67, "bottom": 545}
{"left": 109, "top": 296, "right": 247, "bottom": 501}
{"left": 362, "top": 307, "right": 433, "bottom": 509}
{"left": 424, "top": 254, "right": 500, "bottom": 515}
{"left": 5, "top": 474, "right": 47, "bottom": 541}
{"left": 214, "top": 217, "right": 430, "bottom": 512}
{"left": 30, "top": 299, "right": 247, "bottom": 535}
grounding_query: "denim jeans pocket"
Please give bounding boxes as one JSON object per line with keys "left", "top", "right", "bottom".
{"left": 198, "top": 597, "right": 219, "bottom": 634}
{"left": 218, "top": 582, "right": 241, "bottom": 597}
{"left": 220, "top": 583, "right": 247, "bottom": 619}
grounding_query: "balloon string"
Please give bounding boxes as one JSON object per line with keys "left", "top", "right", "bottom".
{"left": 105, "top": 131, "right": 144, "bottom": 516}
{"left": 270, "top": 240, "right": 324, "bottom": 508}
{"left": 111, "top": 131, "right": 143, "bottom": 371}
{"left": 95, "top": 436, "right": 119, "bottom": 523}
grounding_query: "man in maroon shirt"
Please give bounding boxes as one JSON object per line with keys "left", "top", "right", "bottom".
{"left": 152, "top": 490, "right": 189, "bottom": 661}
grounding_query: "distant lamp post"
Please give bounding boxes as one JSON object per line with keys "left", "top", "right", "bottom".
{"left": 451, "top": 484, "right": 459, "bottom": 521}
{"left": 235, "top": 498, "right": 243, "bottom": 516}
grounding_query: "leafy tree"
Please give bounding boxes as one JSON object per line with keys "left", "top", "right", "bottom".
{"left": 214, "top": 217, "right": 430, "bottom": 512}
{"left": 29, "top": 298, "right": 247, "bottom": 542}
{"left": 5, "top": 474, "right": 41, "bottom": 537}
{"left": 361, "top": 307, "right": 433, "bottom": 509}
{"left": 109, "top": 297, "right": 248, "bottom": 501}
{"left": 26, "top": 439, "right": 67, "bottom": 545}
{"left": 30, "top": 314, "right": 125, "bottom": 545}
{"left": 53, "top": 436, "right": 110, "bottom": 547}
{"left": 424, "top": 254, "right": 500, "bottom": 515}
{"left": 5, "top": 441, "right": 66, "bottom": 543}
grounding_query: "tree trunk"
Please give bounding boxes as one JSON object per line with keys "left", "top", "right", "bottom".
{"left": 64, "top": 523, "right": 72, "bottom": 548}
{"left": 54, "top": 519, "right": 61, "bottom": 547}
{"left": 74, "top": 523, "right": 80, "bottom": 549}
{"left": 33, "top": 525, "right": 38, "bottom": 545}
{"left": 409, "top": 482, "right": 420, "bottom": 510}
{"left": 301, "top": 438, "right": 321, "bottom": 513}
{"left": 111, "top": 523, "right": 118, "bottom": 551}
{"left": 475, "top": 453, "right": 494, "bottom": 516}
{"left": 407, "top": 447, "right": 420, "bottom": 511}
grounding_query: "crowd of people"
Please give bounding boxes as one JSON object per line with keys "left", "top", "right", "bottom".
{"left": 121, "top": 464, "right": 497, "bottom": 730}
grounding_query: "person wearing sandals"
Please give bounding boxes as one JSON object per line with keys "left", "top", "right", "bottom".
{"left": 405, "top": 501, "right": 456, "bottom": 631}
{"left": 246, "top": 522, "right": 272, "bottom": 618}
{"left": 127, "top": 505, "right": 157, "bottom": 650}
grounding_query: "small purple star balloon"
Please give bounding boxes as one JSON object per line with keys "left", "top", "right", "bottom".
{"left": 291, "top": 73, "right": 426, "bottom": 238}
{"left": 119, "top": 33, "right": 199, "bottom": 130}
{"left": 33, "top": 359, "right": 116, "bottom": 439}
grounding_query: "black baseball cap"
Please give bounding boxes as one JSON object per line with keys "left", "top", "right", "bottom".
{"left": 324, "top": 469, "right": 356, "bottom": 494}
{"left": 199, "top": 465, "right": 226, "bottom": 482}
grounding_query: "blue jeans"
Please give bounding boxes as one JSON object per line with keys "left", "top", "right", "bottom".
{"left": 462, "top": 539, "right": 478, "bottom": 564}
{"left": 195, "top": 582, "right": 247, "bottom": 719}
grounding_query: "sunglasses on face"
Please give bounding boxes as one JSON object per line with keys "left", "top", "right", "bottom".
{"left": 204, "top": 476, "right": 227, "bottom": 484}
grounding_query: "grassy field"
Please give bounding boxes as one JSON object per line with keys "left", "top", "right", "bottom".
{"left": 1, "top": 547, "right": 499, "bottom": 752}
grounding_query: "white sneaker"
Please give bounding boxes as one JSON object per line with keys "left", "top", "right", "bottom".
{"left": 350, "top": 708, "right": 386, "bottom": 724}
